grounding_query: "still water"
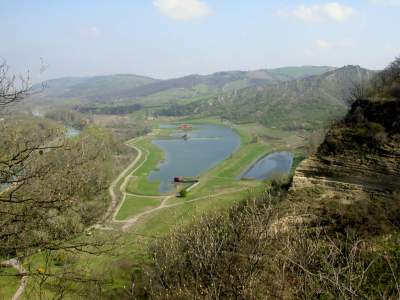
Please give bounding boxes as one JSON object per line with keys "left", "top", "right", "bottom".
{"left": 241, "top": 152, "right": 293, "bottom": 180}
{"left": 148, "top": 124, "right": 240, "bottom": 193}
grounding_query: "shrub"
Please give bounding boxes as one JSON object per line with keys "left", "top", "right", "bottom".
{"left": 179, "top": 189, "right": 188, "bottom": 198}
{"left": 52, "top": 251, "right": 77, "bottom": 266}
{"left": 368, "top": 121, "right": 385, "bottom": 133}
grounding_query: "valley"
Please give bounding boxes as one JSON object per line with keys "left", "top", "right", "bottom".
{"left": 1, "top": 60, "right": 398, "bottom": 299}
{"left": 1, "top": 65, "right": 345, "bottom": 298}
{"left": 112, "top": 121, "right": 300, "bottom": 225}
{"left": 2, "top": 1, "right": 400, "bottom": 298}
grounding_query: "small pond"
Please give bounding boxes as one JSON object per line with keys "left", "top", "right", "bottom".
{"left": 241, "top": 152, "right": 293, "bottom": 180}
{"left": 148, "top": 124, "right": 240, "bottom": 193}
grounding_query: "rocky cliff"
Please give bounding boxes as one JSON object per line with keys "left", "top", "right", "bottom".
{"left": 292, "top": 98, "right": 400, "bottom": 199}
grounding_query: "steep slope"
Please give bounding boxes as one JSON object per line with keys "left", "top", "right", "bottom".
{"left": 163, "top": 66, "right": 374, "bottom": 130}
{"left": 293, "top": 58, "right": 400, "bottom": 199}
{"left": 293, "top": 98, "right": 400, "bottom": 197}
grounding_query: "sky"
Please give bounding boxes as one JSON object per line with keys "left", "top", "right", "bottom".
{"left": 1, "top": 0, "right": 399, "bottom": 82}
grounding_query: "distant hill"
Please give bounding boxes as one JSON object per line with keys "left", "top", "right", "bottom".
{"left": 27, "top": 66, "right": 335, "bottom": 105}
{"left": 29, "top": 74, "right": 159, "bottom": 104}
{"left": 159, "top": 66, "right": 375, "bottom": 130}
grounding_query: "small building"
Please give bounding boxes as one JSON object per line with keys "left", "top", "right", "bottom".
{"left": 174, "top": 176, "right": 184, "bottom": 183}
{"left": 179, "top": 124, "right": 192, "bottom": 130}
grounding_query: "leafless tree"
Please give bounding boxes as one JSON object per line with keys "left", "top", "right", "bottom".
{"left": 345, "top": 78, "right": 370, "bottom": 106}
{"left": 0, "top": 62, "right": 117, "bottom": 298}
{"left": 369, "top": 56, "right": 400, "bottom": 98}
{"left": 0, "top": 62, "right": 31, "bottom": 108}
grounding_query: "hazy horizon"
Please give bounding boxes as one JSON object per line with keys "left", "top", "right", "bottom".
{"left": 37, "top": 65, "right": 343, "bottom": 82}
{"left": 1, "top": 0, "right": 399, "bottom": 82}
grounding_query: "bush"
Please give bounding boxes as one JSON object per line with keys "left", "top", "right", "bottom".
{"left": 368, "top": 121, "right": 385, "bottom": 132}
{"left": 52, "top": 251, "right": 77, "bottom": 266}
{"left": 179, "top": 189, "right": 188, "bottom": 198}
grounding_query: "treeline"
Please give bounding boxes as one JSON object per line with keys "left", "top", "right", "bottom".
{"left": 369, "top": 56, "right": 400, "bottom": 99}
{"left": 158, "top": 102, "right": 202, "bottom": 117}
{"left": 75, "top": 103, "right": 142, "bottom": 115}
{"left": 45, "top": 108, "right": 90, "bottom": 129}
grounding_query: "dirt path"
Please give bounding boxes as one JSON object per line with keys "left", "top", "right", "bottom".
{"left": 0, "top": 258, "right": 28, "bottom": 300}
{"left": 101, "top": 138, "right": 144, "bottom": 222}
{"left": 111, "top": 149, "right": 153, "bottom": 221}
{"left": 119, "top": 188, "right": 246, "bottom": 231}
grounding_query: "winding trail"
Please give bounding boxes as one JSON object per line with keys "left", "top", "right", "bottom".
{"left": 102, "top": 138, "right": 144, "bottom": 222}
{"left": 119, "top": 188, "right": 246, "bottom": 231}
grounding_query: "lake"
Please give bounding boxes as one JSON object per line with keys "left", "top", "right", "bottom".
{"left": 148, "top": 124, "right": 240, "bottom": 193}
{"left": 241, "top": 152, "right": 293, "bottom": 180}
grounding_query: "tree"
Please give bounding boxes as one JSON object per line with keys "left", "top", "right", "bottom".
{"left": 179, "top": 189, "right": 188, "bottom": 198}
{"left": 369, "top": 56, "right": 400, "bottom": 98}
{"left": 0, "top": 62, "right": 30, "bottom": 107}
{"left": 0, "top": 62, "right": 115, "bottom": 298}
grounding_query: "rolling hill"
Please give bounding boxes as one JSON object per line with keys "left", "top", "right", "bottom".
{"left": 28, "top": 66, "right": 335, "bottom": 106}
{"left": 29, "top": 74, "right": 160, "bottom": 105}
{"left": 159, "top": 66, "right": 375, "bottom": 130}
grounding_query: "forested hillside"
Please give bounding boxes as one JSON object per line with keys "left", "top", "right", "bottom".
{"left": 160, "top": 66, "right": 374, "bottom": 130}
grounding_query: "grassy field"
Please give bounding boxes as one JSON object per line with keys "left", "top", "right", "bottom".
{"left": 125, "top": 138, "right": 165, "bottom": 196}
{"left": 116, "top": 195, "right": 162, "bottom": 220}
{"left": 131, "top": 189, "right": 255, "bottom": 242}
{"left": 0, "top": 267, "right": 20, "bottom": 299}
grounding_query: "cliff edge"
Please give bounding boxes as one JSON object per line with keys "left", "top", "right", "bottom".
{"left": 292, "top": 98, "right": 400, "bottom": 199}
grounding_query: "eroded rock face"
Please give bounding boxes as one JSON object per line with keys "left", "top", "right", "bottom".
{"left": 292, "top": 99, "right": 400, "bottom": 197}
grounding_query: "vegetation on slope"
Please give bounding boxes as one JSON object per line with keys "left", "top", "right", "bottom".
{"left": 159, "top": 66, "right": 375, "bottom": 131}
{"left": 26, "top": 66, "right": 336, "bottom": 112}
{"left": 0, "top": 119, "right": 134, "bottom": 258}
{"left": 30, "top": 74, "right": 159, "bottom": 104}
{"left": 130, "top": 180, "right": 399, "bottom": 299}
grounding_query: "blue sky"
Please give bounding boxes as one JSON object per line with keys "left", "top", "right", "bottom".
{"left": 1, "top": 0, "right": 399, "bottom": 81}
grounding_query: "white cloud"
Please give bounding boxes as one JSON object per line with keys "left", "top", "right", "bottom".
{"left": 369, "top": 0, "right": 400, "bottom": 6}
{"left": 153, "top": 0, "right": 211, "bottom": 21}
{"left": 283, "top": 2, "right": 357, "bottom": 22}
